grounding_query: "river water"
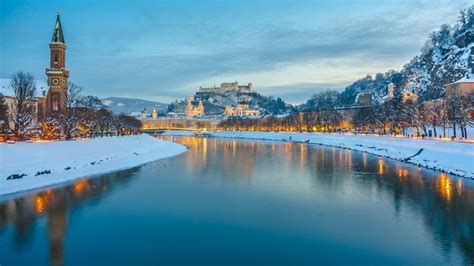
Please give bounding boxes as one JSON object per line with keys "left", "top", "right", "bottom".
{"left": 1, "top": 136, "right": 473, "bottom": 265}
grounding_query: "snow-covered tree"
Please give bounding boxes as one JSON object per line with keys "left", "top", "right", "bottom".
{"left": 45, "top": 82, "right": 84, "bottom": 139}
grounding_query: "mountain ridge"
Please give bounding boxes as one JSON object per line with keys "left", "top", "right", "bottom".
{"left": 101, "top": 97, "right": 168, "bottom": 115}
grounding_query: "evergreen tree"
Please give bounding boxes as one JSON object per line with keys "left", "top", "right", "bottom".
{"left": 437, "top": 24, "right": 453, "bottom": 52}
{"left": 0, "top": 94, "right": 8, "bottom": 132}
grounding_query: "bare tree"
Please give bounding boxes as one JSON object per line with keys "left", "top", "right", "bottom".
{"left": 10, "top": 72, "right": 37, "bottom": 140}
{"left": 63, "top": 82, "right": 83, "bottom": 139}
{"left": 78, "top": 95, "right": 103, "bottom": 137}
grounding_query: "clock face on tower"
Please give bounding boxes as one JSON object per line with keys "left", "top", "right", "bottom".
{"left": 52, "top": 78, "right": 60, "bottom": 86}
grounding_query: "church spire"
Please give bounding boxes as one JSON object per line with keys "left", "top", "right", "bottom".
{"left": 51, "top": 12, "right": 65, "bottom": 43}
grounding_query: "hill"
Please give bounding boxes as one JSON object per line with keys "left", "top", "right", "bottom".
{"left": 169, "top": 83, "right": 290, "bottom": 115}
{"left": 336, "top": 5, "right": 473, "bottom": 106}
{"left": 102, "top": 97, "right": 168, "bottom": 115}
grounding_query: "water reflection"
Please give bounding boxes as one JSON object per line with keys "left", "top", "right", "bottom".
{"left": 1, "top": 136, "right": 473, "bottom": 264}
{"left": 164, "top": 136, "right": 474, "bottom": 263}
{"left": 0, "top": 168, "right": 139, "bottom": 265}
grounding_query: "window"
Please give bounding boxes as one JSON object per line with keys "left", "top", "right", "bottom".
{"left": 52, "top": 95, "right": 59, "bottom": 111}
{"left": 54, "top": 53, "right": 58, "bottom": 64}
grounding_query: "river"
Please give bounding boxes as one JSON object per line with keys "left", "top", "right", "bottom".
{"left": 1, "top": 136, "right": 473, "bottom": 265}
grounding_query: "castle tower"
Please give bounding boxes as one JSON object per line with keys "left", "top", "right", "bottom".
{"left": 185, "top": 101, "right": 194, "bottom": 117}
{"left": 197, "top": 101, "right": 204, "bottom": 117}
{"left": 152, "top": 108, "right": 158, "bottom": 120}
{"left": 248, "top": 83, "right": 253, "bottom": 92}
{"left": 45, "top": 12, "right": 69, "bottom": 117}
{"left": 387, "top": 83, "right": 395, "bottom": 99}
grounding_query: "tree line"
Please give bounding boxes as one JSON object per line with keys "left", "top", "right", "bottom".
{"left": 219, "top": 86, "right": 472, "bottom": 139}
{"left": 0, "top": 72, "right": 142, "bottom": 141}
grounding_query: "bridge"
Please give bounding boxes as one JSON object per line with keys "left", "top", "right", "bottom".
{"left": 141, "top": 127, "right": 202, "bottom": 134}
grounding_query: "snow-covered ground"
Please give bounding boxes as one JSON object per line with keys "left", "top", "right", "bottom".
{"left": 163, "top": 130, "right": 474, "bottom": 179}
{"left": 404, "top": 126, "right": 474, "bottom": 140}
{"left": 0, "top": 134, "right": 187, "bottom": 196}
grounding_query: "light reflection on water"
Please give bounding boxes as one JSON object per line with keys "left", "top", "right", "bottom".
{"left": 0, "top": 136, "right": 473, "bottom": 265}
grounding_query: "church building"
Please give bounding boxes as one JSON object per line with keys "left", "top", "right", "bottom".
{"left": 185, "top": 100, "right": 205, "bottom": 118}
{"left": 38, "top": 13, "right": 69, "bottom": 119}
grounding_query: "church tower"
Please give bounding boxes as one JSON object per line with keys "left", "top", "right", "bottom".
{"left": 45, "top": 12, "right": 69, "bottom": 117}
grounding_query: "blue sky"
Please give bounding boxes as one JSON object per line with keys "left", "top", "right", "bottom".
{"left": 0, "top": 0, "right": 470, "bottom": 103}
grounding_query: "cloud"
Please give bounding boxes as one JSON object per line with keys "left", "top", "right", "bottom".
{"left": 1, "top": 0, "right": 471, "bottom": 103}
{"left": 259, "top": 82, "right": 346, "bottom": 103}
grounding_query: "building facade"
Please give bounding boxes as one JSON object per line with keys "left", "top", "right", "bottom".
{"left": 401, "top": 89, "right": 419, "bottom": 104}
{"left": 445, "top": 76, "right": 474, "bottom": 120}
{"left": 0, "top": 90, "right": 38, "bottom": 130}
{"left": 445, "top": 76, "right": 474, "bottom": 99}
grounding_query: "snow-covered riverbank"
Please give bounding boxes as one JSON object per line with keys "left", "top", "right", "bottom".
{"left": 0, "top": 134, "right": 187, "bottom": 196}
{"left": 162, "top": 131, "right": 474, "bottom": 178}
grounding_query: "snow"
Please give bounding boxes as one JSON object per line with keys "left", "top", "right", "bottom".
{"left": 165, "top": 131, "right": 473, "bottom": 179}
{"left": 102, "top": 100, "right": 112, "bottom": 106}
{"left": 0, "top": 134, "right": 187, "bottom": 196}
{"left": 404, "top": 126, "right": 474, "bottom": 140}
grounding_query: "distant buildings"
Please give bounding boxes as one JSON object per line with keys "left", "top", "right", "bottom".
{"left": 355, "top": 82, "right": 420, "bottom": 107}
{"left": 137, "top": 107, "right": 159, "bottom": 120}
{"left": 224, "top": 102, "right": 260, "bottom": 117}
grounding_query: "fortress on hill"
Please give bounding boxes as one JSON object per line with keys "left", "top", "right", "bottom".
{"left": 198, "top": 82, "right": 253, "bottom": 94}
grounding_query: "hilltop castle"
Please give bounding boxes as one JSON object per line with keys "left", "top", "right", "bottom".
{"left": 198, "top": 82, "right": 253, "bottom": 94}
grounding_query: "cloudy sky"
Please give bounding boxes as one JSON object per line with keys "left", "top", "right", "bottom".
{"left": 0, "top": 0, "right": 470, "bottom": 103}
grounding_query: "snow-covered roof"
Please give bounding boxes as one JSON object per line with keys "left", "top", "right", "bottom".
{"left": 448, "top": 75, "right": 474, "bottom": 85}
{"left": 0, "top": 78, "right": 48, "bottom": 98}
